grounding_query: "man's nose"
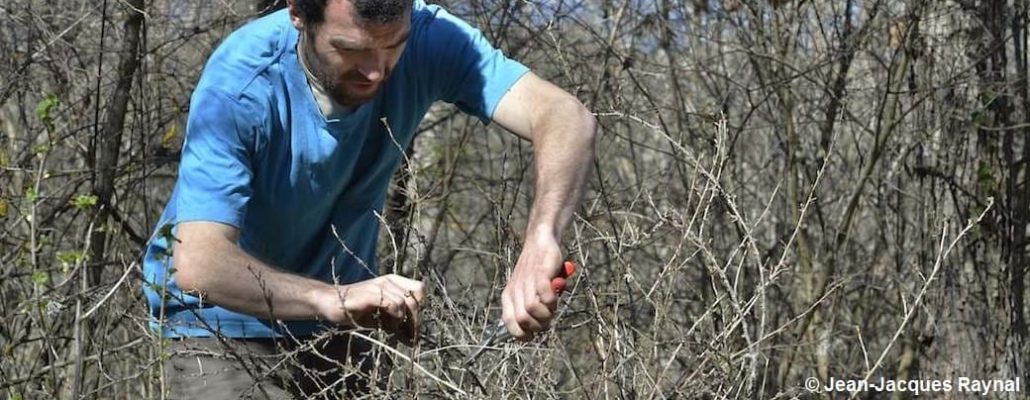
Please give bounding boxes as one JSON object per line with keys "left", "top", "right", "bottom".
{"left": 358, "top": 52, "right": 386, "bottom": 82}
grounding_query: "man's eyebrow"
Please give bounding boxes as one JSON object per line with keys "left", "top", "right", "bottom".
{"left": 385, "top": 30, "right": 410, "bottom": 48}
{"left": 329, "top": 37, "right": 365, "bottom": 51}
{"left": 329, "top": 30, "right": 410, "bottom": 51}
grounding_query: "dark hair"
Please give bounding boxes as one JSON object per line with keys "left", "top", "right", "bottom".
{"left": 294, "top": 0, "right": 411, "bottom": 25}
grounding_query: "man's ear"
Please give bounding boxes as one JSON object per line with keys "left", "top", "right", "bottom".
{"left": 286, "top": 0, "right": 305, "bottom": 30}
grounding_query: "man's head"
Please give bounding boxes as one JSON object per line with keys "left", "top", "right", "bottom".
{"left": 288, "top": 0, "right": 412, "bottom": 106}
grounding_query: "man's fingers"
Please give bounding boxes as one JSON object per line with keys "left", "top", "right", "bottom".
{"left": 519, "top": 280, "right": 552, "bottom": 329}
{"left": 384, "top": 274, "right": 426, "bottom": 302}
{"left": 377, "top": 289, "right": 408, "bottom": 321}
{"left": 501, "top": 290, "right": 526, "bottom": 339}
{"left": 537, "top": 277, "right": 558, "bottom": 309}
{"left": 513, "top": 281, "right": 545, "bottom": 334}
{"left": 380, "top": 282, "right": 411, "bottom": 315}
{"left": 392, "top": 279, "right": 421, "bottom": 331}
{"left": 334, "top": 275, "right": 425, "bottom": 339}
{"left": 380, "top": 278, "right": 422, "bottom": 339}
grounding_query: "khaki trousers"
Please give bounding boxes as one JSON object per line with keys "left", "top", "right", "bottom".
{"left": 163, "top": 333, "right": 388, "bottom": 399}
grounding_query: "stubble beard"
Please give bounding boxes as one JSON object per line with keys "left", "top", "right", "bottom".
{"left": 300, "top": 29, "right": 388, "bottom": 107}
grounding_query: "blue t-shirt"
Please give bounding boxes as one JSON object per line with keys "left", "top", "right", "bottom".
{"left": 143, "top": 2, "right": 528, "bottom": 338}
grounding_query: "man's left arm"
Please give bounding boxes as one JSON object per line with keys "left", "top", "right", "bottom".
{"left": 490, "top": 72, "right": 597, "bottom": 339}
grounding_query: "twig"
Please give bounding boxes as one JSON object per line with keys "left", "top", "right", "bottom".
{"left": 349, "top": 331, "right": 468, "bottom": 396}
{"left": 80, "top": 261, "right": 136, "bottom": 319}
{"left": 849, "top": 198, "right": 994, "bottom": 400}
{"left": 1, "top": 338, "right": 146, "bottom": 390}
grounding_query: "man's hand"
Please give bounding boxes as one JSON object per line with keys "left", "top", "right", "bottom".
{"left": 313, "top": 275, "right": 426, "bottom": 344}
{"left": 501, "top": 234, "right": 564, "bottom": 339}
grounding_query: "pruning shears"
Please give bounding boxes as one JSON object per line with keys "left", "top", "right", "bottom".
{"left": 464, "top": 260, "right": 577, "bottom": 364}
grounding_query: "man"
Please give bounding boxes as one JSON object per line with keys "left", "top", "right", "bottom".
{"left": 143, "top": 0, "right": 595, "bottom": 397}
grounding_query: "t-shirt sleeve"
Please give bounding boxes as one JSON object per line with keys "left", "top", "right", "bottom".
{"left": 421, "top": 7, "right": 530, "bottom": 123}
{"left": 174, "top": 89, "right": 254, "bottom": 228}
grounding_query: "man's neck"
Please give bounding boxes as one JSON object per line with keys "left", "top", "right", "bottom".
{"left": 297, "top": 40, "right": 352, "bottom": 118}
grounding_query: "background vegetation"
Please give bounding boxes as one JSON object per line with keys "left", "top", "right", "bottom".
{"left": 1, "top": 0, "right": 1028, "bottom": 398}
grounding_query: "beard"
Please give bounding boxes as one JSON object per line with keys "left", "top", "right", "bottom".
{"left": 300, "top": 31, "right": 390, "bottom": 107}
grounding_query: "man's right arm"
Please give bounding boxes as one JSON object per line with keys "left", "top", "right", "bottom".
{"left": 172, "top": 221, "right": 425, "bottom": 341}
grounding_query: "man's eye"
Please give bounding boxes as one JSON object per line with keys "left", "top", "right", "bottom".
{"left": 336, "top": 48, "right": 366, "bottom": 56}
{"left": 331, "top": 43, "right": 363, "bottom": 53}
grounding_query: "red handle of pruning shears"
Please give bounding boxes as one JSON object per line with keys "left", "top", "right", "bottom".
{"left": 549, "top": 260, "right": 577, "bottom": 294}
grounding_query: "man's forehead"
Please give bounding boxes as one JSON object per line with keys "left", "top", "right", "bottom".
{"left": 326, "top": 26, "right": 409, "bottom": 50}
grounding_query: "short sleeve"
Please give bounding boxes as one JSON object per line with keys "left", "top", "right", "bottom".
{"left": 174, "top": 89, "right": 254, "bottom": 228}
{"left": 420, "top": 7, "right": 530, "bottom": 123}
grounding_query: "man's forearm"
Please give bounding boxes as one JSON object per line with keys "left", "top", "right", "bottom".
{"left": 525, "top": 98, "right": 597, "bottom": 240}
{"left": 172, "top": 224, "right": 335, "bottom": 322}
{"left": 170, "top": 221, "right": 426, "bottom": 341}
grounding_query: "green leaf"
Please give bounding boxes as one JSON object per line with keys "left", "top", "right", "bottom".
{"left": 154, "top": 224, "right": 179, "bottom": 260}
{"left": 158, "top": 223, "right": 180, "bottom": 244}
{"left": 24, "top": 187, "right": 38, "bottom": 203}
{"left": 57, "top": 250, "right": 87, "bottom": 266}
{"left": 31, "top": 144, "right": 49, "bottom": 156}
{"left": 0, "top": 198, "right": 7, "bottom": 217}
{"left": 10, "top": 392, "right": 24, "bottom": 400}
{"left": 32, "top": 271, "right": 48, "bottom": 285}
{"left": 71, "top": 194, "right": 99, "bottom": 209}
{"left": 35, "top": 94, "right": 60, "bottom": 127}
{"left": 38, "top": 234, "right": 52, "bottom": 247}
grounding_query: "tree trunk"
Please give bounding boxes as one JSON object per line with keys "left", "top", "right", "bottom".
{"left": 77, "top": 0, "right": 145, "bottom": 397}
